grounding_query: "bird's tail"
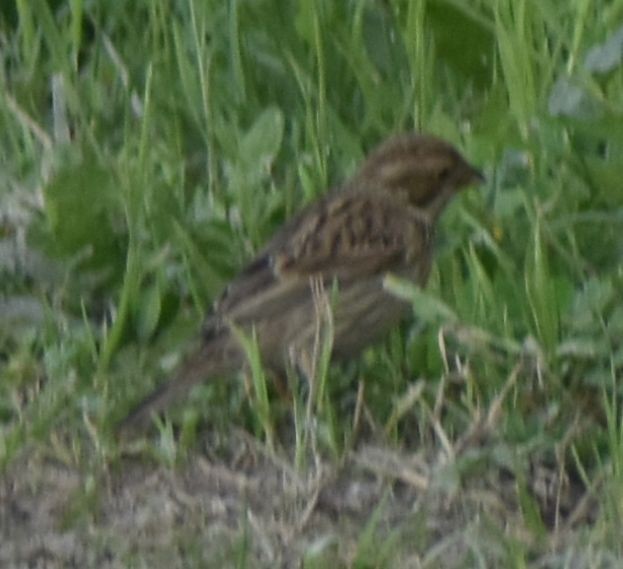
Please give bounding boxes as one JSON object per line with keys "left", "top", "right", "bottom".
{"left": 116, "top": 334, "right": 240, "bottom": 438}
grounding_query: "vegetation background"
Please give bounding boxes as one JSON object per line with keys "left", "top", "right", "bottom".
{"left": 1, "top": 0, "right": 622, "bottom": 567}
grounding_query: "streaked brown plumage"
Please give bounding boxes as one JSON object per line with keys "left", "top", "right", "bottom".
{"left": 118, "top": 133, "right": 483, "bottom": 435}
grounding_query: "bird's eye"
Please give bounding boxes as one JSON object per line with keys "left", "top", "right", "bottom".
{"left": 437, "top": 165, "right": 452, "bottom": 182}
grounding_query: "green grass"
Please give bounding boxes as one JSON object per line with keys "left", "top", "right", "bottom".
{"left": 1, "top": 0, "right": 623, "bottom": 566}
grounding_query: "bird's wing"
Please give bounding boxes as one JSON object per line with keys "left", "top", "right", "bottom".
{"left": 207, "top": 190, "right": 432, "bottom": 328}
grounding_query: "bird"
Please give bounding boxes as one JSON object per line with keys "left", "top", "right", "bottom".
{"left": 118, "top": 133, "right": 483, "bottom": 436}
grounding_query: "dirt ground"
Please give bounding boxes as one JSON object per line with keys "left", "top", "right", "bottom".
{"left": 0, "top": 424, "right": 601, "bottom": 569}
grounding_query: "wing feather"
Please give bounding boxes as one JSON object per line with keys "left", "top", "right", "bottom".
{"left": 205, "top": 189, "right": 431, "bottom": 331}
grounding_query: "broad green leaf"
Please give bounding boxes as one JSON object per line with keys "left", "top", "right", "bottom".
{"left": 41, "top": 157, "right": 125, "bottom": 275}
{"left": 239, "top": 106, "right": 284, "bottom": 175}
{"left": 384, "top": 274, "right": 458, "bottom": 324}
{"left": 135, "top": 280, "right": 162, "bottom": 341}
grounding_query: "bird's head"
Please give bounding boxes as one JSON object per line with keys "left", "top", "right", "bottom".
{"left": 353, "top": 133, "right": 484, "bottom": 220}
